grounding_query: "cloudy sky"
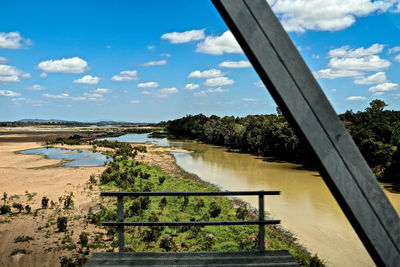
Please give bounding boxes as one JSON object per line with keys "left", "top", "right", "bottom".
{"left": 1, "top": 0, "right": 400, "bottom": 122}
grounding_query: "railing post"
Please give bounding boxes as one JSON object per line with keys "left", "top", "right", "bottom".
{"left": 117, "top": 196, "right": 124, "bottom": 252}
{"left": 258, "top": 193, "right": 265, "bottom": 251}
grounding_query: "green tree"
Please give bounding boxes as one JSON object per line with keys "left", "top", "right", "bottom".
{"left": 365, "top": 99, "right": 387, "bottom": 113}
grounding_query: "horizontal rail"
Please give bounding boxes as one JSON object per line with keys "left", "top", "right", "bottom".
{"left": 102, "top": 220, "right": 280, "bottom": 227}
{"left": 100, "top": 191, "right": 280, "bottom": 197}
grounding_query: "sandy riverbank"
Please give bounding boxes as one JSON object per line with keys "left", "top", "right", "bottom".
{"left": 0, "top": 134, "right": 107, "bottom": 266}
{"left": 0, "top": 132, "right": 191, "bottom": 266}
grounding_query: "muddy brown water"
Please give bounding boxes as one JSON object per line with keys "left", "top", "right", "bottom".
{"left": 105, "top": 133, "right": 400, "bottom": 266}
{"left": 170, "top": 141, "right": 400, "bottom": 267}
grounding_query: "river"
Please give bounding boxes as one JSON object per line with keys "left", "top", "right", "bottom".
{"left": 101, "top": 134, "right": 400, "bottom": 266}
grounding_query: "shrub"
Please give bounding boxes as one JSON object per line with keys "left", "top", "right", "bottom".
{"left": 159, "top": 197, "right": 167, "bottom": 210}
{"left": 209, "top": 202, "right": 222, "bottom": 218}
{"left": 203, "top": 233, "right": 217, "bottom": 250}
{"left": 57, "top": 217, "right": 68, "bottom": 232}
{"left": 235, "top": 206, "right": 248, "bottom": 220}
{"left": 2, "top": 192, "right": 7, "bottom": 205}
{"left": 0, "top": 205, "right": 11, "bottom": 214}
{"left": 128, "top": 200, "right": 142, "bottom": 216}
{"left": 14, "top": 235, "right": 34, "bottom": 243}
{"left": 12, "top": 203, "right": 24, "bottom": 213}
{"left": 143, "top": 182, "right": 153, "bottom": 192}
{"left": 140, "top": 196, "right": 150, "bottom": 210}
{"left": 309, "top": 255, "right": 325, "bottom": 267}
{"left": 64, "top": 193, "right": 74, "bottom": 209}
{"left": 79, "top": 232, "right": 89, "bottom": 248}
{"left": 41, "top": 196, "right": 49, "bottom": 209}
{"left": 158, "top": 176, "right": 166, "bottom": 185}
{"left": 142, "top": 227, "right": 161, "bottom": 243}
{"left": 181, "top": 196, "right": 189, "bottom": 211}
{"left": 89, "top": 174, "right": 97, "bottom": 184}
{"left": 60, "top": 257, "right": 74, "bottom": 267}
{"left": 159, "top": 234, "right": 176, "bottom": 251}
{"left": 25, "top": 205, "right": 31, "bottom": 214}
{"left": 10, "top": 249, "right": 31, "bottom": 256}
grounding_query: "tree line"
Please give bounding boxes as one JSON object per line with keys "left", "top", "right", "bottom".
{"left": 165, "top": 100, "right": 400, "bottom": 190}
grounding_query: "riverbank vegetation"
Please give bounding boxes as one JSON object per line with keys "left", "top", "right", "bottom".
{"left": 166, "top": 100, "right": 400, "bottom": 191}
{"left": 91, "top": 143, "right": 322, "bottom": 266}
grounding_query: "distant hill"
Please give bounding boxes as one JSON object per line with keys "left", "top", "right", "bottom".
{"left": 15, "top": 119, "right": 151, "bottom": 125}
{"left": 18, "top": 119, "right": 79, "bottom": 123}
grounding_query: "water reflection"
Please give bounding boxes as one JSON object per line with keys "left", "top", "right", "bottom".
{"left": 21, "top": 147, "right": 112, "bottom": 167}
{"left": 98, "top": 133, "right": 171, "bottom": 146}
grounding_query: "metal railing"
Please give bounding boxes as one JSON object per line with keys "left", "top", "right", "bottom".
{"left": 100, "top": 191, "right": 280, "bottom": 252}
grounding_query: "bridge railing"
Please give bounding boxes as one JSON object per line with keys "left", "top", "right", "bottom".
{"left": 100, "top": 190, "right": 280, "bottom": 252}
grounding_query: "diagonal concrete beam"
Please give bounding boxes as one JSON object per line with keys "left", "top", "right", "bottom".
{"left": 212, "top": 0, "right": 400, "bottom": 265}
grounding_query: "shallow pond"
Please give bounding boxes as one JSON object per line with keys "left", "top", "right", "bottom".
{"left": 21, "top": 147, "right": 112, "bottom": 167}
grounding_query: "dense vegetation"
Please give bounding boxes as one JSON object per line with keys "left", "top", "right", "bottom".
{"left": 91, "top": 144, "right": 322, "bottom": 266}
{"left": 166, "top": 100, "right": 400, "bottom": 190}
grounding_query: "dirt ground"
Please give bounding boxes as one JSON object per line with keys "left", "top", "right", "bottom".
{"left": 0, "top": 131, "right": 190, "bottom": 266}
{"left": 0, "top": 133, "right": 107, "bottom": 266}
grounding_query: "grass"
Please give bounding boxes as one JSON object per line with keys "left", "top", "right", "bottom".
{"left": 97, "top": 155, "right": 321, "bottom": 266}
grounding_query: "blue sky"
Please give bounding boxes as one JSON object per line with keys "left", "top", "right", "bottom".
{"left": 1, "top": 0, "right": 400, "bottom": 122}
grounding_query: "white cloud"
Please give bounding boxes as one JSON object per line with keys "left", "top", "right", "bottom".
{"left": 73, "top": 75, "right": 100, "bottom": 85}
{"left": 27, "top": 84, "right": 45, "bottom": 91}
{"left": 43, "top": 92, "right": 105, "bottom": 101}
{"left": 394, "top": 54, "right": 400, "bottom": 62}
{"left": 315, "top": 68, "right": 364, "bottom": 79}
{"left": 328, "top": 44, "right": 384, "bottom": 58}
{"left": 161, "top": 29, "right": 205, "bottom": 44}
{"left": 354, "top": 72, "right": 387, "bottom": 84}
{"left": 194, "top": 87, "right": 229, "bottom": 97}
{"left": 316, "top": 44, "right": 391, "bottom": 80}
{"left": 129, "top": 100, "right": 140, "bottom": 104}
{"left": 254, "top": 80, "right": 266, "bottom": 88}
{"left": 11, "top": 97, "right": 45, "bottom": 106}
{"left": 37, "top": 57, "right": 88, "bottom": 74}
{"left": 328, "top": 55, "right": 390, "bottom": 71}
{"left": 112, "top": 70, "right": 138, "bottom": 81}
{"left": 43, "top": 93, "right": 70, "bottom": 99}
{"left": 204, "top": 77, "right": 234, "bottom": 86}
{"left": 0, "top": 89, "right": 21, "bottom": 97}
{"left": 368, "top": 82, "right": 398, "bottom": 93}
{"left": 141, "top": 60, "right": 167, "bottom": 66}
{"left": 91, "top": 88, "right": 111, "bottom": 93}
{"left": 219, "top": 60, "right": 251, "bottom": 68}
{"left": 142, "top": 88, "right": 179, "bottom": 98}
{"left": 388, "top": 46, "right": 400, "bottom": 54}
{"left": 312, "top": 54, "right": 320, "bottom": 59}
{"left": 40, "top": 72, "right": 48, "bottom": 78}
{"left": 243, "top": 98, "right": 258, "bottom": 102}
{"left": 196, "top": 31, "right": 242, "bottom": 55}
{"left": 188, "top": 68, "right": 222, "bottom": 78}
{"left": 0, "top": 32, "right": 31, "bottom": 49}
{"left": 0, "top": 64, "right": 31, "bottom": 83}
{"left": 161, "top": 53, "right": 171, "bottom": 57}
{"left": 345, "top": 96, "right": 367, "bottom": 101}
{"left": 147, "top": 45, "right": 155, "bottom": 50}
{"left": 270, "top": 0, "right": 396, "bottom": 32}
{"left": 156, "top": 87, "right": 178, "bottom": 98}
{"left": 0, "top": 57, "right": 9, "bottom": 63}
{"left": 137, "top": 82, "right": 159, "bottom": 88}
{"left": 184, "top": 83, "right": 199, "bottom": 90}
{"left": 78, "top": 93, "right": 104, "bottom": 102}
